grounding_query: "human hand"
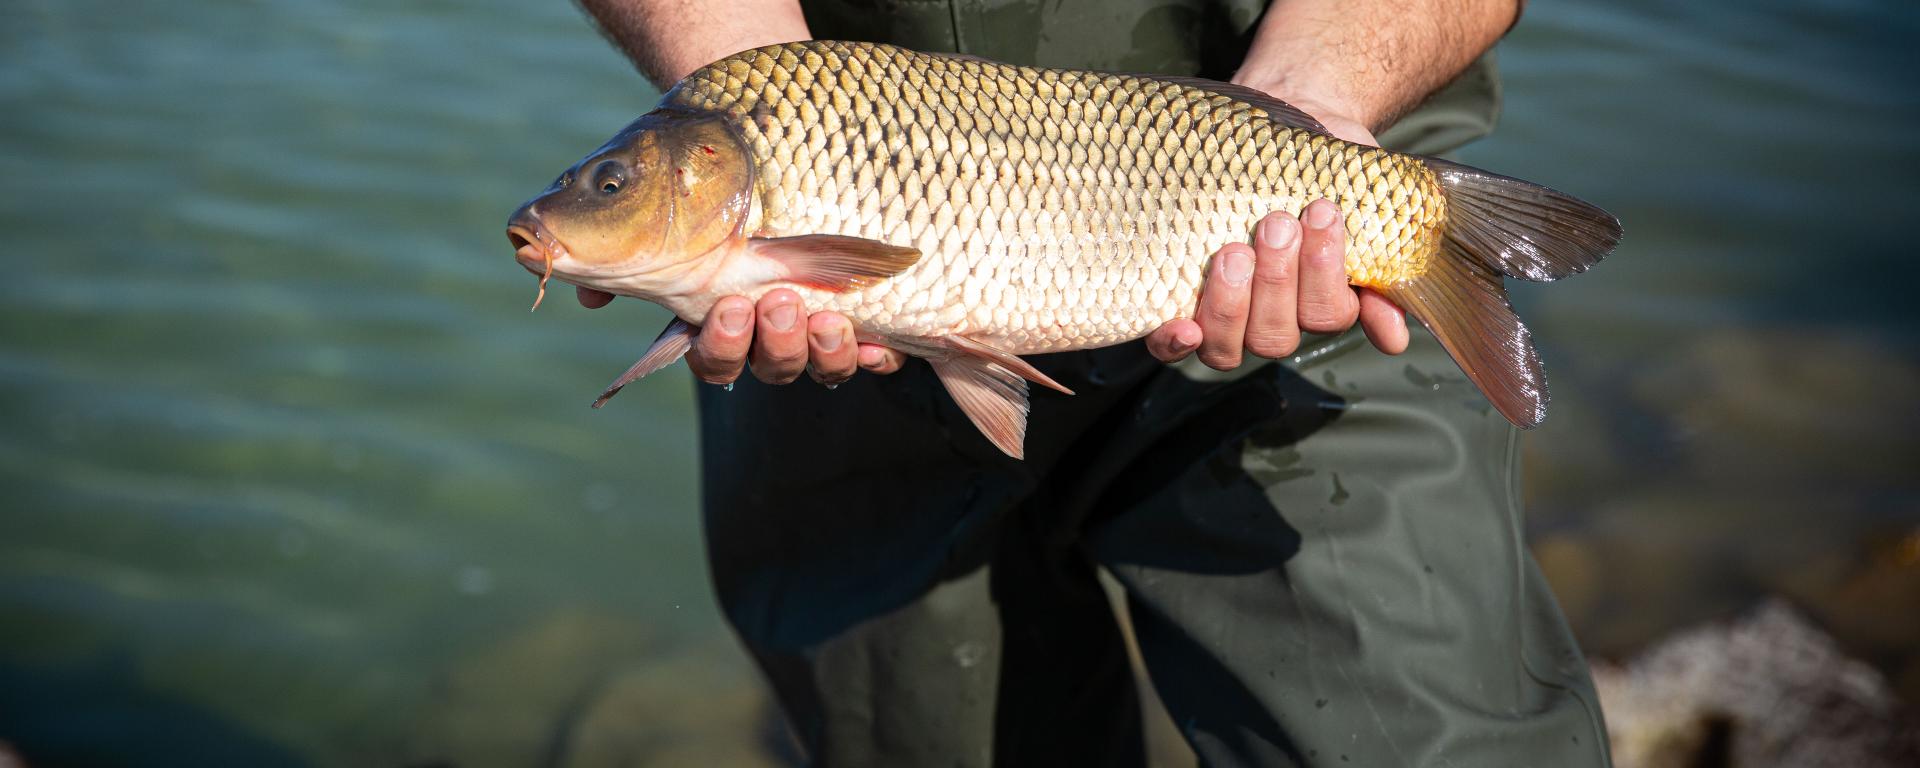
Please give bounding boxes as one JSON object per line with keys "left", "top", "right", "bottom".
{"left": 1143, "top": 100, "right": 1409, "bottom": 368}
{"left": 575, "top": 287, "right": 908, "bottom": 386}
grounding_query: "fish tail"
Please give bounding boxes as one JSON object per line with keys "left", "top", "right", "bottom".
{"left": 1376, "top": 157, "right": 1622, "bottom": 428}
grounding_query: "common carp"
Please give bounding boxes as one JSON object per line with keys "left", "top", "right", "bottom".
{"left": 506, "top": 40, "right": 1621, "bottom": 458}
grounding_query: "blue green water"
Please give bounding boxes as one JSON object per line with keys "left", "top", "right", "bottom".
{"left": 2, "top": 0, "right": 1916, "bottom": 764}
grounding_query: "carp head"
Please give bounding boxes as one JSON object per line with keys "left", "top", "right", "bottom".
{"left": 506, "top": 109, "right": 753, "bottom": 308}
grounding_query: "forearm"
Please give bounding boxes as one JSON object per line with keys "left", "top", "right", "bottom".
{"left": 1232, "top": 0, "right": 1520, "bottom": 132}
{"left": 577, "top": 0, "right": 811, "bottom": 87}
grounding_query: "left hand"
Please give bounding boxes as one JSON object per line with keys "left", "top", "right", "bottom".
{"left": 1144, "top": 99, "right": 1410, "bottom": 368}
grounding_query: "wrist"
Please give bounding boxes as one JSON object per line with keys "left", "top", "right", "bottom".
{"left": 1230, "top": 72, "right": 1380, "bottom": 145}
{"left": 1231, "top": 69, "right": 1377, "bottom": 130}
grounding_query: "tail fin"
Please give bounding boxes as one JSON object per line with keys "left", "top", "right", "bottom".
{"left": 1376, "top": 158, "right": 1622, "bottom": 428}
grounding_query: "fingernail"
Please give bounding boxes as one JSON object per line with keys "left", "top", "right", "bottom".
{"left": 767, "top": 303, "right": 797, "bottom": 331}
{"left": 718, "top": 306, "right": 749, "bottom": 334}
{"left": 813, "top": 327, "right": 843, "bottom": 352}
{"left": 1304, "top": 201, "right": 1338, "bottom": 229}
{"left": 1260, "top": 216, "right": 1297, "bottom": 248}
{"left": 1222, "top": 249, "right": 1253, "bottom": 286}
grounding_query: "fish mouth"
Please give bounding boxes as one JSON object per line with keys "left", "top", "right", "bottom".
{"left": 507, "top": 207, "right": 579, "bottom": 311}
{"left": 505, "top": 207, "right": 574, "bottom": 275}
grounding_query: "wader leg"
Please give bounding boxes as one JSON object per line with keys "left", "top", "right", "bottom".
{"left": 1085, "top": 329, "right": 1611, "bottom": 767}
{"left": 697, "top": 354, "right": 1149, "bottom": 767}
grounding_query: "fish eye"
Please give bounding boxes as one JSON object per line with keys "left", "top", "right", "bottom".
{"left": 591, "top": 160, "right": 628, "bottom": 196}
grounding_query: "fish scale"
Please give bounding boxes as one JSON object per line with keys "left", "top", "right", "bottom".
{"left": 665, "top": 40, "right": 1447, "bottom": 354}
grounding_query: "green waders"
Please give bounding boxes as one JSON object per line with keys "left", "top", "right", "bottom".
{"left": 696, "top": 2, "right": 1611, "bottom": 765}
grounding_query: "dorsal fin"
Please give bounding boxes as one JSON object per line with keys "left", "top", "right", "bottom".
{"left": 920, "top": 48, "right": 1329, "bottom": 135}
{"left": 1132, "top": 75, "right": 1331, "bottom": 134}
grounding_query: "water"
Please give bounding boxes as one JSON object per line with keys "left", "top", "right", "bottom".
{"left": 1, "top": 0, "right": 1915, "bottom": 764}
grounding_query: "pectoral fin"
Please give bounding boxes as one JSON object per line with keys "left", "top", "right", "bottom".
{"left": 929, "top": 356, "right": 1031, "bottom": 460}
{"left": 592, "top": 318, "right": 696, "bottom": 408}
{"left": 749, "top": 234, "right": 921, "bottom": 292}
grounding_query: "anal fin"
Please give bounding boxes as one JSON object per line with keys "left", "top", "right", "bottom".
{"left": 1377, "top": 256, "right": 1545, "bottom": 428}
{"left": 929, "top": 356, "right": 1031, "bottom": 459}
{"left": 592, "top": 318, "right": 696, "bottom": 408}
{"left": 943, "top": 335, "right": 1073, "bottom": 395}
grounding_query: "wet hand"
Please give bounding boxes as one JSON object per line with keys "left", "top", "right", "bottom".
{"left": 1145, "top": 200, "right": 1410, "bottom": 368}
{"left": 575, "top": 287, "right": 908, "bottom": 386}
{"left": 1145, "top": 98, "right": 1410, "bottom": 368}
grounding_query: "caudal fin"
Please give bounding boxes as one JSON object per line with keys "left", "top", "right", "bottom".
{"left": 1377, "top": 158, "right": 1622, "bottom": 428}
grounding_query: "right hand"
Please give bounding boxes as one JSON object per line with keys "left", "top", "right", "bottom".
{"left": 576, "top": 287, "right": 908, "bottom": 386}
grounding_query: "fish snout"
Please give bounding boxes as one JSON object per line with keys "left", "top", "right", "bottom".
{"left": 506, "top": 205, "right": 560, "bottom": 276}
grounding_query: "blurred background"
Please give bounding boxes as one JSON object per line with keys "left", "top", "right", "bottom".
{"left": 1, "top": 0, "right": 1915, "bottom": 765}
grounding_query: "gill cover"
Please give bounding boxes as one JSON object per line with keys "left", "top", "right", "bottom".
{"left": 534, "top": 109, "right": 754, "bottom": 272}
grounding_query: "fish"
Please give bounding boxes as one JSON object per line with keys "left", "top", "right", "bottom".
{"left": 505, "top": 40, "right": 1621, "bottom": 459}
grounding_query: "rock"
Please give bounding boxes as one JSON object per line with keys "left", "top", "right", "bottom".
{"left": 1593, "top": 599, "right": 1920, "bottom": 768}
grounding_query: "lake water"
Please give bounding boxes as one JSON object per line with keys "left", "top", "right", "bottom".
{"left": 2, "top": 0, "right": 1916, "bottom": 765}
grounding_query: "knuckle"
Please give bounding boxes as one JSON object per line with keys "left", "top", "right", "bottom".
{"left": 687, "top": 351, "right": 740, "bottom": 378}
{"left": 752, "top": 365, "right": 801, "bottom": 385}
{"left": 1197, "top": 340, "right": 1242, "bottom": 370}
{"left": 1245, "top": 331, "right": 1300, "bottom": 359}
{"left": 1298, "top": 306, "right": 1353, "bottom": 334}
{"left": 1202, "top": 302, "right": 1245, "bottom": 327}
{"left": 1302, "top": 245, "right": 1344, "bottom": 270}
{"left": 692, "top": 364, "right": 740, "bottom": 385}
{"left": 811, "top": 369, "right": 852, "bottom": 386}
{"left": 1199, "top": 351, "right": 1241, "bottom": 371}
{"left": 758, "top": 352, "right": 807, "bottom": 373}
{"left": 1252, "top": 264, "right": 1294, "bottom": 290}
{"left": 812, "top": 354, "right": 857, "bottom": 378}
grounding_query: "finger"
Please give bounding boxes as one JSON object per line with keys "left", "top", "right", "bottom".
{"left": 1196, "top": 243, "right": 1255, "bottom": 371}
{"left": 748, "top": 289, "right": 808, "bottom": 384}
{"left": 1297, "top": 199, "right": 1360, "bottom": 335}
{"left": 1146, "top": 319, "right": 1204, "bottom": 363}
{"left": 806, "top": 312, "right": 858, "bottom": 385}
{"left": 576, "top": 286, "right": 615, "bottom": 309}
{"left": 686, "top": 296, "right": 754, "bottom": 384}
{"left": 1357, "top": 289, "right": 1410, "bottom": 355}
{"left": 1244, "top": 211, "right": 1302, "bottom": 359}
{"left": 857, "top": 343, "right": 907, "bottom": 374}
